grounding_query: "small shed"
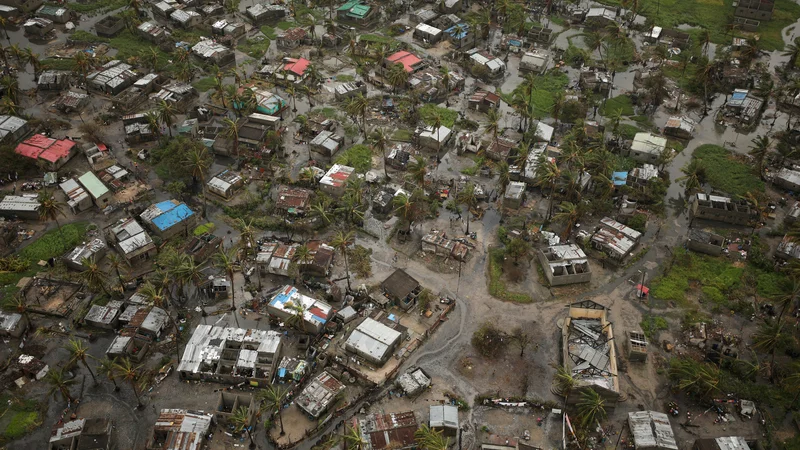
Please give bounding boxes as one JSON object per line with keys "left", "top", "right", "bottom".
{"left": 429, "top": 405, "right": 459, "bottom": 436}
{"left": 381, "top": 269, "right": 421, "bottom": 310}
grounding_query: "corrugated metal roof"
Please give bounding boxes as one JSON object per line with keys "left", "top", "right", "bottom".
{"left": 78, "top": 171, "right": 109, "bottom": 199}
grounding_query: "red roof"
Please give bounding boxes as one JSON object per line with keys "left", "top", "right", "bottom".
{"left": 386, "top": 51, "right": 422, "bottom": 73}
{"left": 14, "top": 135, "right": 75, "bottom": 162}
{"left": 283, "top": 58, "right": 310, "bottom": 76}
{"left": 38, "top": 139, "right": 75, "bottom": 163}
{"left": 97, "top": 143, "right": 108, "bottom": 151}
{"left": 15, "top": 144, "right": 45, "bottom": 159}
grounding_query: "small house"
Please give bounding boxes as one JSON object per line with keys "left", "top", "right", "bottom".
{"left": 386, "top": 143, "right": 412, "bottom": 170}
{"left": 60, "top": 178, "right": 92, "bottom": 214}
{"left": 409, "top": 7, "right": 438, "bottom": 25}
{"left": 87, "top": 60, "right": 140, "bottom": 95}
{"left": 439, "top": 0, "right": 460, "bottom": 13}
{"left": 64, "top": 238, "right": 107, "bottom": 271}
{"left": 520, "top": 49, "right": 550, "bottom": 73}
{"left": 345, "top": 317, "right": 403, "bottom": 365}
{"left": 469, "top": 89, "right": 501, "bottom": 112}
{"left": 192, "top": 38, "right": 236, "bottom": 66}
{"left": 0, "top": 0, "right": 41, "bottom": 13}
{"left": 35, "top": 4, "right": 69, "bottom": 23}
{"left": 275, "top": 185, "right": 312, "bottom": 215}
{"left": 319, "top": 164, "right": 355, "bottom": 197}
{"left": 430, "top": 405, "right": 459, "bottom": 437}
{"left": 503, "top": 181, "right": 526, "bottom": 209}
{"left": 246, "top": 2, "right": 287, "bottom": 24}
{"left": 413, "top": 23, "right": 443, "bottom": 44}
{"left": 139, "top": 199, "right": 198, "bottom": 239}
{"left": 721, "top": 89, "right": 764, "bottom": 127}
{"left": 277, "top": 27, "right": 309, "bottom": 48}
{"left": 310, "top": 130, "right": 343, "bottom": 157}
{"left": 0, "top": 195, "right": 39, "bottom": 219}
{"left": 383, "top": 51, "right": 425, "bottom": 75}
{"left": 416, "top": 125, "right": 452, "bottom": 151}
{"left": 687, "top": 229, "right": 726, "bottom": 256}
{"left": 691, "top": 193, "right": 756, "bottom": 226}
{"left": 137, "top": 21, "right": 171, "bottom": 44}
{"left": 211, "top": 19, "right": 246, "bottom": 39}
{"left": 584, "top": 7, "right": 616, "bottom": 29}
{"left": 591, "top": 217, "right": 642, "bottom": 260}
{"left": 274, "top": 57, "right": 311, "bottom": 84}
{"left": 201, "top": 3, "right": 224, "bottom": 16}
{"left": 444, "top": 23, "right": 474, "bottom": 49}
{"left": 580, "top": 67, "right": 612, "bottom": 93}
{"left": 774, "top": 168, "right": 800, "bottom": 192}
{"left": 37, "top": 70, "right": 70, "bottom": 91}
{"left": 627, "top": 132, "right": 667, "bottom": 163}
{"left": 84, "top": 300, "right": 123, "bottom": 329}
{"left": 53, "top": 91, "right": 89, "bottom": 114}
{"left": 538, "top": 244, "right": 591, "bottom": 286}
{"left": 295, "top": 371, "right": 345, "bottom": 418}
{"left": 486, "top": 137, "right": 516, "bottom": 162}
{"left": 95, "top": 15, "right": 124, "bottom": 37}
{"left": 23, "top": 17, "right": 52, "bottom": 37}
{"left": 151, "top": 0, "right": 174, "bottom": 17}
{"left": 15, "top": 134, "right": 77, "bottom": 170}
{"left": 467, "top": 48, "right": 506, "bottom": 77}
{"left": 336, "top": 0, "right": 376, "bottom": 25}
{"left": 0, "top": 312, "right": 28, "bottom": 338}
{"left": 381, "top": 269, "right": 421, "bottom": 310}
{"left": 664, "top": 116, "right": 695, "bottom": 140}
{"left": 77, "top": 171, "right": 112, "bottom": 208}
{"left": 334, "top": 81, "right": 367, "bottom": 100}
{"left": 207, "top": 170, "right": 244, "bottom": 199}
{"left": 106, "top": 217, "right": 156, "bottom": 262}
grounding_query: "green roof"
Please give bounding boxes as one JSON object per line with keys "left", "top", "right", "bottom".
{"left": 337, "top": 0, "right": 359, "bottom": 11}
{"left": 77, "top": 172, "right": 109, "bottom": 198}
{"left": 348, "top": 4, "right": 371, "bottom": 18}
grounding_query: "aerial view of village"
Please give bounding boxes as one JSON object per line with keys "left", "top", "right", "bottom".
{"left": 4, "top": 0, "right": 800, "bottom": 448}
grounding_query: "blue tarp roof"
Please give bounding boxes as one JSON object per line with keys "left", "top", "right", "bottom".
{"left": 445, "top": 23, "right": 469, "bottom": 39}
{"left": 152, "top": 203, "right": 194, "bottom": 231}
{"left": 278, "top": 367, "right": 287, "bottom": 377}
{"left": 612, "top": 171, "right": 628, "bottom": 186}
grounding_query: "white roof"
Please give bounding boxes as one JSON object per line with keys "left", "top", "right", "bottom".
{"left": 631, "top": 132, "right": 667, "bottom": 155}
{"left": 0, "top": 312, "right": 23, "bottom": 333}
{"left": 0, "top": 195, "right": 39, "bottom": 212}
{"left": 430, "top": 405, "right": 459, "bottom": 428}
{"left": 345, "top": 318, "right": 402, "bottom": 361}
{"left": 192, "top": 38, "right": 232, "bottom": 59}
{"left": 534, "top": 122, "right": 554, "bottom": 142}
{"left": 628, "top": 411, "right": 677, "bottom": 450}
{"left": 415, "top": 23, "right": 442, "bottom": 36}
{"left": 320, "top": 164, "right": 355, "bottom": 189}
{"left": 418, "top": 125, "right": 452, "bottom": 143}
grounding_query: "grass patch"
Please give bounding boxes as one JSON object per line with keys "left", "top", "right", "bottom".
{"left": 461, "top": 156, "right": 485, "bottom": 175}
{"left": 312, "top": 107, "right": 339, "bottom": 119}
{"left": 640, "top": 315, "right": 668, "bottom": 339}
{"left": 600, "top": 95, "right": 634, "bottom": 116}
{"left": 359, "top": 34, "right": 394, "bottom": 45}
{"left": 651, "top": 248, "right": 746, "bottom": 311}
{"left": 335, "top": 144, "right": 373, "bottom": 173}
{"left": 69, "top": 30, "right": 109, "bottom": 43}
{"left": 260, "top": 26, "right": 278, "bottom": 39}
{"left": 487, "top": 248, "right": 533, "bottom": 303}
{"left": 335, "top": 74, "right": 355, "bottom": 82}
{"left": 392, "top": 129, "right": 412, "bottom": 142}
{"left": 40, "top": 58, "right": 77, "bottom": 71}
{"left": 67, "top": 0, "right": 126, "bottom": 13}
{"left": 500, "top": 72, "right": 569, "bottom": 119}
{"left": 0, "top": 394, "right": 41, "bottom": 443}
{"left": 419, "top": 104, "right": 459, "bottom": 128}
{"left": 618, "top": 123, "right": 641, "bottom": 140}
{"left": 172, "top": 29, "right": 205, "bottom": 45}
{"left": 603, "top": 36, "right": 636, "bottom": 70}
{"left": 193, "top": 222, "right": 216, "bottom": 236}
{"left": 239, "top": 37, "right": 271, "bottom": 58}
{"left": 276, "top": 21, "right": 293, "bottom": 30}
{"left": 597, "top": 0, "right": 800, "bottom": 51}
{"left": 109, "top": 31, "right": 170, "bottom": 66}
{"left": 192, "top": 77, "right": 217, "bottom": 93}
{"left": 3, "top": 411, "right": 40, "bottom": 440}
{"left": 693, "top": 144, "right": 764, "bottom": 196}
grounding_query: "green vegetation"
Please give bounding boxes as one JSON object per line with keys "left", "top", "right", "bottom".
{"left": 67, "top": 0, "right": 126, "bottom": 13}
{"left": 151, "top": 137, "right": 214, "bottom": 184}
{"left": 110, "top": 31, "right": 170, "bottom": 66}
{"left": 640, "top": 315, "right": 668, "bottom": 339}
{"left": 260, "top": 26, "right": 278, "bottom": 39}
{"left": 650, "top": 248, "right": 754, "bottom": 313}
{"left": 239, "top": 38, "right": 272, "bottom": 58}
{"left": 3, "top": 411, "right": 40, "bottom": 440}
{"left": 335, "top": 144, "right": 373, "bottom": 173}
{"left": 618, "top": 123, "right": 641, "bottom": 140}
{"left": 392, "top": 129, "right": 412, "bottom": 141}
{"left": 69, "top": 30, "right": 109, "bottom": 44}
{"left": 172, "top": 29, "right": 205, "bottom": 45}
{"left": 598, "top": 0, "right": 800, "bottom": 50}
{"left": 193, "top": 222, "right": 216, "bottom": 236}
{"left": 502, "top": 72, "right": 570, "bottom": 119}
{"left": 461, "top": 156, "right": 485, "bottom": 176}
{"left": 359, "top": 34, "right": 394, "bottom": 45}
{"left": 693, "top": 145, "right": 764, "bottom": 196}
{"left": 40, "top": 58, "right": 77, "bottom": 71}
{"left": 603, "top": 36, "right": 636, "bottom": 69}
{"left": 600, "top": 95, "right": 634, "bottom": 116}
{"left": 312, "top": 107, "right": 339, "bottom": 119}
{"left": 419, "top": 104, "right": 459, "bottom": 128}
{"left": 276, "top": 21, "right": 293, "bottom": 30}
{"left": 335, "top": 74, "right": 355, "bottom": 82}
{"left": 0, "top": 395, "right": 41, "bottom": 443}
{"left": 487, "top": 248, "right": 533, "bottom": 303}
{"left": 192, "top": 77, "right": 217, "bottom": 93}
{"left": 0, "top": 223, "right": 87, "bottom": 299}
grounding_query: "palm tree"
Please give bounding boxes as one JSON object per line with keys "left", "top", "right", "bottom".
{"left": 425, "top": 110, "right": 445, "bottom": 163}
{"left": 145, "top": 111, "right": 162, "bottom": 140}
{"left": 485, "top": 109, "right": 502, "bottom": 140}
{"left": 294, "top": 244, "right": 312, "bottom": 268}
{"left": 45, "top": 366, "right": 77, "bottom": 404}
{"left": 386, "top": 63, "right": 409, "bottom": 93}
{"left": 106, "top": 253, "right": 127, "bottom": 293}
{"left": 439, "top": 66, "right": 452, "bottom": 106}
{"left": 139, "top": 47, "right": 161, "bottom": 73}
{"left": 37, "top": 189, "right": 65, "bottom": 237}
{"left": 393, "top": 193, "right": 419, "bottom": 232}
{"left": 79, "top": 257, "right": 110, "bottom": 296}
{"left": 259, "top": 384, "right": 288, "bottom": 435}
{"left": 183, "top": 145, "right": 211, "bottom": 216}
{"left": 370, "top": 128, "right": 390, "bottom": 179}
{"left": 534, "top": 158, "right": 561, "bottom": 221}
{"left": 406, "top": 156, "right": 427, "bottom": 188}
{"left": 97, "top": 357, "right": 120, "bottom": 391}
{"left": 752, "top": 318, "right": 788, "bottom": 382}
{"left": 331, "top": 230, "right": 355, "bottom": 291}
{"left": 138, "top": 281, "right": 183, "bottom": 357}
{"left": 0, "top": 75, "right": 17, "bottom": 106}
{"left": 157, "top": 99, "right": 177, "bottom": 137}
{"left": 676, "top": 159, "right": 706, "bottom": 194}
{"left": 576, "top": 389, "right": 606, "bottom": 427}
{"left": 781, "top": 361, "right": 800, "bottom": 406}
{"left": 230, "top": 405, "right": 255, "bottom": 448}
{"left": 214, "top": 248, "right": 239, "bottom": 311}
{"left": 65, "top": 338, "right": 97, "bottom": 385}
{"left": 553, "top": 202, "right": 582, "bottom": 239}
{"left": 584, "top": 32, "right": 606, "bottom": 68}
{"left": 345, "top": 93, "right": 369, "bottom": 137}
{"left": 221, "top": 117, "right": 241, "bottom": 158}
{"left": 342, "top": 423, "right": 367, "bottom": 450}
{"left": 22, "top": 48, "right": 40, "bottom": 77}
{"left": 113, "top": 357, "right": 143, "bottom": 408}
{"left": 127, "top": 0, "right": 143, "bottom": 14}
{"left": 73, "top": 51, "right": 94, "bottom": 89}
{"left": 456, "top": 183, "right": 478, "bottom": 234}
{"left": 3, "top": 295, "right": 35, "bottom": 329}
{"left": 553, "top": 364, "right": 576, "bottom": 397}
{"left": 415, "top": 424, "right": 449, "bottom": 450}
{"left": 496, "top": 162, "right": 510, "bottom": 192}
{"left": 669, "top": 359, "right": 721, "bottom": 398}
{"left": 310, "top": 196, "right": 334, "bottom": 225}
{"left": 748, "top": 134, "right": 770, "bottom": 180}
{"left": 784, "top": 37, "right": 800, "bottom": 69}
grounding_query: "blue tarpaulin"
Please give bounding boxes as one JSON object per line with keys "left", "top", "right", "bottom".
{"left": 612, "top": 171, "right": 628, "bottom": 186}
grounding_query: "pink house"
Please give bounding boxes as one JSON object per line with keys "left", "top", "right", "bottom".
{"left": 15, "top": 134, "right": 77, "bottom": 170}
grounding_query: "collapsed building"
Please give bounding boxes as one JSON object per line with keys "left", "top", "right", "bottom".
{"left": 561, "top": 300, "right": 620, "bottom": 409}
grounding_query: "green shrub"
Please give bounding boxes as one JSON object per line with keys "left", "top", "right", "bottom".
{"left": 600, "top": 95, "right": 634, "bottom": 116}
{"left": 3, "top": 411, "right": 39, "bottom": 439}
{"left": 335, "top": 145, "right": 372, "bottom": 173}
{"left": 487, "top": 248, "right": 533, "bottom": 303}
{"left": 640, "top": 315, "right": 668, "bottom": 339}
{"left": 692, "top": 145, "right": 764, "bottom": 196}
{"left": 627, "top": 213, "right": 647, "bottom": 232}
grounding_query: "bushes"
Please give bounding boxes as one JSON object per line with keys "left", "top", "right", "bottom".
{"left": 692, "top": 145, "right": 764, "bottom": 196}
{"left": 640, "top": 315, "right": 668, "bottom": 339}
{"left": 348, "top": 245, "right": 373, "bottom": 279}
{"left": 650, "top": 248, "right": 744, "bottom": 306}
{"left": 419, "top": 104, "right": 459, "bottom": 128}
{"left": 471, "top": 321, "right": 507, "bottom": 357}
{"left": 487, "top": 248, "right": 533, "bottom": 303}
{"left": 627, "top": 213, "right": 647, "bottom": 232}
{"left": 335, "top": 145, "right": 373, "bottom": 173}
{"left": 600, "top": 95, "right": 635, "bottom": 117}
{"left": 3, "top": 411, "right": 40, "bottom": 440}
